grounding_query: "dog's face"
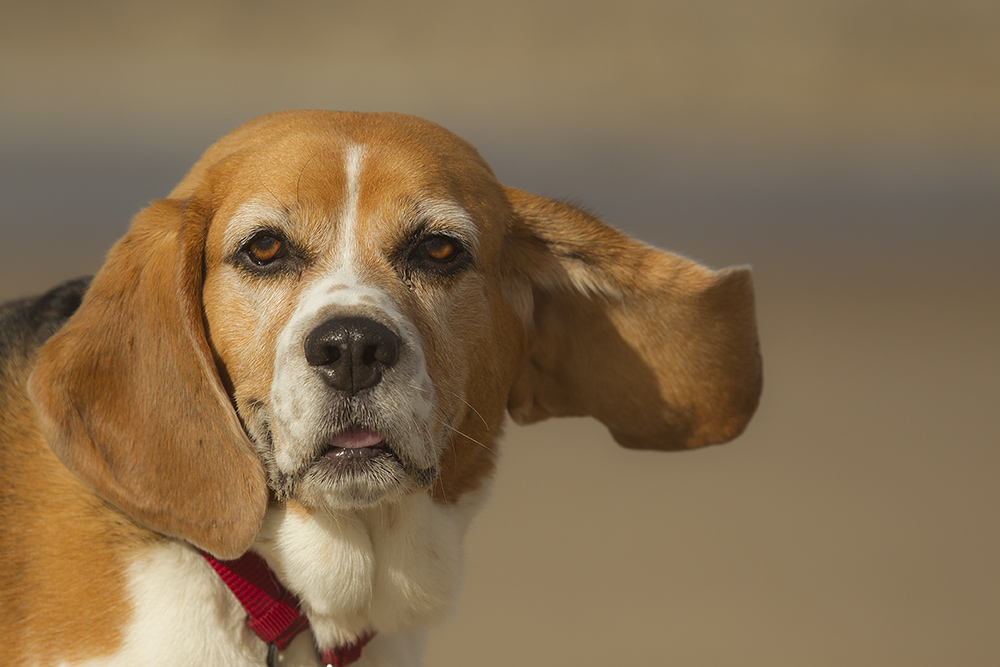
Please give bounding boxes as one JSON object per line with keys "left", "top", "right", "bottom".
{"left": 195, "top": 115, "right": 520, "bottom": 511}
{"left": 28, "top": 111, "right": 762, "bottom": 559}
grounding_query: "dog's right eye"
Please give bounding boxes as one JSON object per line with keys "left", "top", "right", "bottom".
{"left": 246, "top": 234, "right": 285, "bottom": 265}
{"left": 236, "top": 230, "right": 295, "bottom": 274}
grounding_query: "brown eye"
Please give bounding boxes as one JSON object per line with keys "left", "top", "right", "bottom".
{"left": 419, "top": 236, "right": 459, "bottom": 263}
{"left": 247, "top": 234, "right": 284, "bottom": 265}
{"left": 235, "top": 229, "right": 301, "bottom": 276}
{"left": 405, "top": 232, "right": 471, "bottom": 278}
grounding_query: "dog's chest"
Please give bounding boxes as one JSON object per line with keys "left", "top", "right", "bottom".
{"left": 252, "top": 493, "right": 469, "bottom": 651}
{"left": 66, "top": 492, "right": 483, "bottom": 667}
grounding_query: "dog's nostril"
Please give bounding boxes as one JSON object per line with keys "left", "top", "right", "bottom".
{"left": 303, "top": 336, "right": 343, "bottom": 368}
{"left": 304, "top": 317, "right": 401, "bottom": 395}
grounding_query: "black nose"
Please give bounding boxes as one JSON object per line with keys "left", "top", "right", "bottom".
{"left": 303, "top": 316, "right": 401, "bottom": 395}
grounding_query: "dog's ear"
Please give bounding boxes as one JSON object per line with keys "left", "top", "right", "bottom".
{"left": 503, "top": 188, "right": 762, "bottom": 450}
{"left": 28, "top": 199, "right": 268, "bottom": 559}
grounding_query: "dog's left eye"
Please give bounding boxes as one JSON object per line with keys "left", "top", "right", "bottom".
{"left": 417, "top": 236, "right": 461, "bottom": 263}
{"left": 408, "top": 234, "right": 470, "bottom": 276}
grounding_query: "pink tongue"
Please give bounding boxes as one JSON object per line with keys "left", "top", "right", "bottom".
{"left": 328, "top": 428, "right": 383, "bottom": 449}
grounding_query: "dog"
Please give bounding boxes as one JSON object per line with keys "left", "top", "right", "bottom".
{"left": 0, "top": 111, "right": 762, "bottom": 666}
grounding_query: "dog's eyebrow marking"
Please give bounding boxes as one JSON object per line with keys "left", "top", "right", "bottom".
{"left": 222, "top": 201, "right": 290, "bottom": 249}
{"left": 409, "top": 198, "right": 480, "bottom": 254}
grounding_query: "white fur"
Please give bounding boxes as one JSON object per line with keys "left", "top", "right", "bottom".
{"left": 61, "top": 543, "right": 265, "bottom": 667}
{"left": 254, "top": 491, "right": 473, "bottom": 653}
{"left": 60, "top": 483, "right": 492, "bottom": 667}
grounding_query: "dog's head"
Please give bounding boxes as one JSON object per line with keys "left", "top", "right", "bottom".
{"left": 28, "top": 111, "right": 762, "bottom": 559}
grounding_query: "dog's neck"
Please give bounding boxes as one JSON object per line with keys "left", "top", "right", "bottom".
{"left": 250, "top": 490, "right": 483, "bottom": 652}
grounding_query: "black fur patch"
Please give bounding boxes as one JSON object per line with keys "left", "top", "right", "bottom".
{"left": 0, "top": 278, "right": 92, "bottom": 367}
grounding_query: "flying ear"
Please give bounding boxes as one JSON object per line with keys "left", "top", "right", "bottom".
{"left": 28, "top": 199, "right": 268, "bottom": 559}
{"left": 503, "top": 188, "right": 762, "bottom": 450}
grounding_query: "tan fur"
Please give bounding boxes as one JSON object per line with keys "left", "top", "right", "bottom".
{"left": 503, "top": 189, "right": 762, "bottom": 449}
{"left": 0, "top": 341, "right": 153, "bottom": 663}
{"left": 1, "top": 110, "right": 761, "bottom": 664}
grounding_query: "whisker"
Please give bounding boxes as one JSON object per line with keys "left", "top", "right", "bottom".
{"left": 407, "top": 381, "right": 491, "bottom": 431}
{"left": 437, "top": 385, "right": 491, "bottom": 431}
{"left": 438, "top": 418, "right": 496, "bottom": 455}
{"left": 434, "top": 471, "right": 450, "bottom": 505}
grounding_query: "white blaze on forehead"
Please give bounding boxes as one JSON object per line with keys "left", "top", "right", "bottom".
{"left": 292, "top": 142, "right": 401, "bottom": 320}
{"left": 332, "top": 143, "right": 366, "bottom": 283}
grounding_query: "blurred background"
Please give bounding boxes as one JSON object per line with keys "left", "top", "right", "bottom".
{"left": 2, "top": 1, "right": 998, "bottom": 664}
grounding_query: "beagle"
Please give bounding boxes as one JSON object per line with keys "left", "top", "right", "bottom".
{"left": 0, "top": 111, "right": 762, "bottom": 666}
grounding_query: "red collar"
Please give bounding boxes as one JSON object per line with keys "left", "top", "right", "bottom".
{"left": 201, "top": 550, "right": 374, "bottom": 666}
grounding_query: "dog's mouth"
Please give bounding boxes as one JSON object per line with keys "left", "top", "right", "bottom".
{"left": 261, "top": 417, "right": 437, "bottom": 509}
{"left": 312, "top": 427, "right": 400, "bottom": 470}
{"left": 293, "top": 425, "right": 419, "bottom": 508}
{"left": 318, "top": 428, "right": 394, "bottom": 463}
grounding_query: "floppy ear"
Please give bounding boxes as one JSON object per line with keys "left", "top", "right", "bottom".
{"left": 503, "top": 188, "right": 762, "bottom": 450}
{"left": 28, "top": 199, "right": 268, "bottom": 559}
